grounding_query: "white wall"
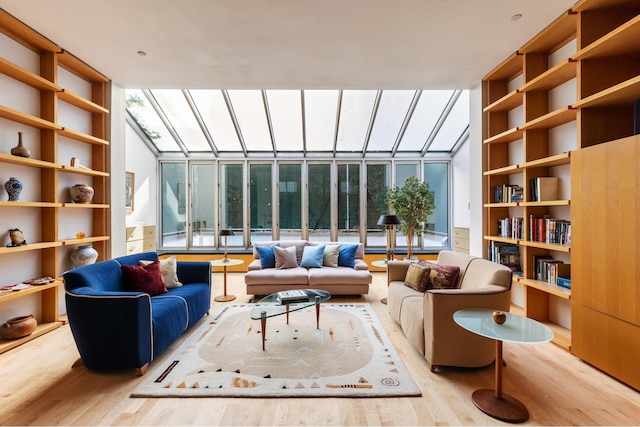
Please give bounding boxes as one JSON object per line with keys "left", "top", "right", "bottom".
{"left": 452, "top": 138, "right": 470, "bottom": 228}
{"left": 124, "top": 123, "right": 158, "bottom": 228}
{"left": 468, "top": 82, "right": 484, "bottom": 257}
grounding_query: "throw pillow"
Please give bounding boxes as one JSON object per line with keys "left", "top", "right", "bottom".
{"left": 338, "top": 244, "right": 359, "bottom": 268}
{"left": 274, "top": 245, "right": 298, "bottom": 269}
{"left": 139, "top": 256, "right": 183, "bottom": 289}
{"left": 323, "top": 244, "right": 340, "bottom": 268}
{"left": 256, "top": 244, "right": 279, "bottom": 269}
{"left": 301, "top": 244, "right": 325, "bottom": 268}
{"left": 418, "top": 260, "right": 461, "bottom": 289}
{"left": 404, "top": 263, "right": 431, "bottom": 292}
{"left": 121, "top": 261, "right": 167, "bottom": 296}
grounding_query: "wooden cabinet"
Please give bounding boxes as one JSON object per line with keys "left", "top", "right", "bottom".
{"left": 483, "top": 10, "right": 576, "bottom": 350}
{"left": 126, "top": 226, "right": 156, "bottom": 255}
{"left": 0, "top": 11, "right": 110, "bottom": 353}
{"left": 484, "top": 0, "right": 640, "bottom": 389}
{"left": 452, "top": 227, "right": 470, "bottom": 254}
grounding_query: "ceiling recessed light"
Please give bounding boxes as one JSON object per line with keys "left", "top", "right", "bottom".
{"left": 137, "top": 50, "right": 147, "bottom": 57}
{"left": 511, "top": 14, "right": 522, "bottom": 21}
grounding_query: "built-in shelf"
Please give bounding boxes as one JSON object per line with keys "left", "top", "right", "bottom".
{"left": 484, "top": 127, "right": 523, "bottom": 145}
{"left": 0, "top": 57, "right": 60, "bottom": 91}
{"left": 573, "top": 14, "right": 640, "bottom": 60}
{"left": 58, "top": 89, "right": 109, "bottom": 114}
{"left": 520, "top": 106, "right": 576, "bottom": 131}
{"left": 483, "top": 90, "right": 523, "bottom": 113}
{"left": 59, "top": 128, "right": 109, "bottom": 145}
{"left": 573, "top": 75, "right": 640, "bottom": 108}
{"left": 520, "top": 59, "right": 577, "bottom": 93}
{"left": 0, "top": 105, "right": 61, "bottom": 130}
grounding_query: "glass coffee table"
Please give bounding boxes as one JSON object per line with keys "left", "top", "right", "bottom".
{"left": 251, "top": 289, "right": 331, "bottom": 350}
{"left": 454, "top": 308, "right": 553, "bottom": 423}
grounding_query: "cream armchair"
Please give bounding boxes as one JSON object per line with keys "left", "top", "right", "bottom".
{"left": 387, "top": 250, "right": 512, "bottom": 372}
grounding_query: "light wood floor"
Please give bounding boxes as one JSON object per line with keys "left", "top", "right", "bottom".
{"left": 1, "top": 273, "right": 639, "bottom": 426}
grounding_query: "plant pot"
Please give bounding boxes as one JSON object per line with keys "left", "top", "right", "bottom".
{"left": 1, "top": 315, "right": 37, "bottom": 340}
{"left": 70, "top": 245, "right": 99, "bottom": 267}
{"left": 69, "top": 184, "right": 94, "bottom": 204}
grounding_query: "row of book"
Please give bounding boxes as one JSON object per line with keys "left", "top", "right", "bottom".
{"left": 488, "top": 242, "right": 523, "bottom": 277}
{"left": 493, "top": 185, "right": 524, "bottom": 203}
{"left": 497, "top": 217, "right": 524, "bottom": 239}
{"left": 529, "top": 216, "right": 571, "bottom": 245}
{"left": 534, "top": 256, "right": 571, "bottom": 288}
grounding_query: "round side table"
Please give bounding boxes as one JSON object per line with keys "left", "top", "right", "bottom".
{"left": 210, "top": 258, "right": 244, "bottom": 302}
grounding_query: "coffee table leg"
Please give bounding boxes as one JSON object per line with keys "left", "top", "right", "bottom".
{"left": 260, "top": 310, "right": 267, "bottom": 351}
{"left": 471, "top": 340, "right": 529, "bottom": 423}
{"left": 315, "top": 296, "right": 320, "bottom": 329}
{"left": 285, "top": 304, "right": 290, "bottom": 324}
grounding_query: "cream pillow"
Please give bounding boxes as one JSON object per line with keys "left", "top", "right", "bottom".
{"left": 139, "top": 256, "right": 183, "bottom": 289}
{"left": 323, "top": 244, "right": 340, "bottom": 268}
{"left": 274, "top": 245, "right": 298, "bottom": 269}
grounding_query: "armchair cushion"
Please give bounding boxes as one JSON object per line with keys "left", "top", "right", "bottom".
{"left": 418, "top": 260, "right": 461, "bottom": 290}
{"left": 404, "top": 263, "right": 431, "bottom": 292}
{"left": 275, "top": 245, "right": 298, "bottom": 269}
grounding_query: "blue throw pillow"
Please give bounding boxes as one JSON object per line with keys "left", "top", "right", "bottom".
{"left": 338, "top": 244, "right": 358, "bottom": 268}
{"left": 300, "top": 245, "right": 325, "bottom": 268}
{"left": 256, "top": 243, "right": 279, "bottom": 269}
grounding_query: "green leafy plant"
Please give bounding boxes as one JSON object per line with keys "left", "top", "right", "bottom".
{"left": 384, "top": 176, "right": 435, "bottom": 259}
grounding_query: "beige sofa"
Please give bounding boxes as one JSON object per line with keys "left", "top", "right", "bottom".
{"left": 387, "top": 250, "right": 512, "bottom": 372}
{"left": 245, "top": 240, "right": 372, "bottom": 296}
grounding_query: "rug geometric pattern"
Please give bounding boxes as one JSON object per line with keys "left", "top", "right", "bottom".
{"left": 132, "top": 303, "right": 421, "bottom": 398}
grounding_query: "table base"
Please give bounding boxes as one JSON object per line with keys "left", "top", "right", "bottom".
{"left": 214, "top": 294, "right": 236, "bottom": 302}
{"left": 472, "top": 389, "right": 529, "bottom": 423}
{"left": 380, "top": 297, "right": 388, "bottom": 305}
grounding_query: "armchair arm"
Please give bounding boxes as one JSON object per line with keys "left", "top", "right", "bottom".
{"left": 65, "top": 288, "right": 153, "bottom": 371}
{"left": 387, "top": 260, "right": 413, "bottom": 283}
{"left": 176, "top": 261, "right": 211, "bottom": 287}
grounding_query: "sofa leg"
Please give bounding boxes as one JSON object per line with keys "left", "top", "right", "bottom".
{"left": 137, "top": 363, "right": 149, "bottom": 376}
{"left": 71, "top": 357, "right": 84, "bottom": 369}
{"left": 429, "top": 364, "right": 437, "bottom": 373}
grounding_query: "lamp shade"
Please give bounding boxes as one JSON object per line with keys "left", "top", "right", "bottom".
{"left": 377, "top": 214, "right": 401, "bottom": 226}
{"left": 220, "top": 229, "right": 234, "bottom": 236}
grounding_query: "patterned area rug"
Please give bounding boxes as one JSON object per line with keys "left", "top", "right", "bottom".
{"left": 132, "top": 303, "right": 421, "bottom": 398}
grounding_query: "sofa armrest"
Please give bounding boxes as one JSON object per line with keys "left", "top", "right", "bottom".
{"left": 354, "top": 259, "right": 369, "bottom": 271}
{"left": 247, "top": 259, "right": 262, "bottom": 271}
{"left": 427, "top": 284, "right": 509, "bottom": 296}
{"left": 176, "top": 261, "right": 211, "bottom": 287}
{"left": 424, "top": 286, "right": 512, "bottom": 324}
{"left": 387, "top": 260, "right": 413, "bottom": 283}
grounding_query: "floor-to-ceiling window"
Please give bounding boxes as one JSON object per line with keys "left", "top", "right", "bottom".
{"left": 366, "top": 163, "right": 390, "bottom": 247}
{"left": 308, "top": 163, "right": 332, "bottom": 242}
{"left": 424, "top": 162, "right": 449, "bottom": 248}
{"left": 161, "top": 162, "right": 187, "bottom": 248}
{"left": 191, "top": 163, "right": 215, "bottom": 247}
{"left": 338, "top": 163, "right": 360, "bottom": 243}
{"left": 249, "top": 163, "right": 273, "bottom": 244}
{"left": 394, "top": 163, "right": 419, "bottom": 251}
{"left": 279, "top": 163, "right": 302, "bottom": 240}
{"left": 220, "top": 163, "right": 243, "bottom": 247}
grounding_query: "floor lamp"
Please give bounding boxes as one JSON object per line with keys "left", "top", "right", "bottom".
{"left": 220, "top": 229, "right": 234, "bottom": 263}
{"left": 378, "top": 214, "right": 401, "bottom": 262}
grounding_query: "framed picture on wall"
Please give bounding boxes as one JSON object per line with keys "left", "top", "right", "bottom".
{"left": 125, "top": 172, "right": 135, "bottom": 213}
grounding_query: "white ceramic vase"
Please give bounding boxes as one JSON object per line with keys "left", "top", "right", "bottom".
{"left": 70, "top": 245, "right": 98, "bottom": 267}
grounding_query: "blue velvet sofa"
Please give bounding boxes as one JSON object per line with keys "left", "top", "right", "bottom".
{"left": 63, "top": 252, "right": 211, "bottom": 375}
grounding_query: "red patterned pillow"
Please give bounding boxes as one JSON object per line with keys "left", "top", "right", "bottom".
{"left": 417, "top": 260, "right": 461, "bottom": 289}
{"left": 121, "top": 261, "right": 167, "bottom": 296}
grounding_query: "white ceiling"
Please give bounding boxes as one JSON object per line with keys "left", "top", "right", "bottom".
{"left": 0, "top": 0, "right": 576, "bottom": 89}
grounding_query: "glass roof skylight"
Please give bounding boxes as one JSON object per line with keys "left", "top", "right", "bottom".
{"left": 125, "top": 89, "right": 469, "bottom": 158}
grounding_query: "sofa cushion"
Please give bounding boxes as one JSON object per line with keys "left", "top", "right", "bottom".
{"left": 256, "top": 244, "right": 279, "bottom": 269}
{"left": 338, "top": 244, "right": 358, "bottom": 268}
{"left": 418, "top": 260, "right": 461, "bottom": 289}
{"left": 166, "top": 283, "right": 211, "bottom": 328}
{"left": 322, "top": 244, "right": 340, "bottom": 267}
{"left": 301, "top": 244, "right": 325, "bottom": 268}
{"left": 308, "top": 267, "right": 372, "bottom": 286}
{"left": 404, "top": 263, "right": 431, "bottom": 292}
{"left": 121, "top": 261, "right": 168, "bottom": 296}
{"left": 140, "top": 256, "right": 182, "bottom": 289}
{"left": 275, "top": 245, "right": 298, "bottom": 269}
{"left": 244, "top": 266, "right": 309, "bottom": 285}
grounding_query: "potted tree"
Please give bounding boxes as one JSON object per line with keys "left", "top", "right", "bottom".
{"left": 385, "top": 176, "right": 436, "bottom": 260}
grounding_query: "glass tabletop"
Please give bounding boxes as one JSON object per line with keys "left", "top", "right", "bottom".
{"left": 453, "top": 308, "right": 553, "bottom": 344}
{"left": 250, "top": 289, "right": 331, "bottom": 320}
{"left": 210, "top": 258, "right": 244, "bottom": 267}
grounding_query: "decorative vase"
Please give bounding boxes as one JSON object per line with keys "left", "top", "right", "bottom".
{"left": 70, "top": 245, "right": 98, "bottom": 267}
{"left": 10, "top": 132, "right": 31, "bottom": 158}
{"left": 4, "top": 177, "right": 23, "bottom": 201}
{"left": 69, "top": 184, "right": 94, "bottom": 204}
{"left": 1, "top": 314, "right": 37, "bottom": 340}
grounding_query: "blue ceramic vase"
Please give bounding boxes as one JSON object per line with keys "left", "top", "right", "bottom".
{"left": 4, "top": 177, "right": 23, "bottom": 201}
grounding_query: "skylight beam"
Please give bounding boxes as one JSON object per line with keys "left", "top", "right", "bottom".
{"left": 183, "top": 90, "right": 219, "bottom": 156}
{"left": 125, "top": 111, "right": 160, "bottom": 156}
{"left": 361, "top": 90, "right": 383, "bottom": 157}
{"left": 421, "top": 90, "right": 461, "bottom": 155}
{"left": 301, "top": 91, "right": 307, "bottom": 155}
{"left": 333, "top": 90, "right": 343, "bottom": 157}
{"left": 261, "top": 90, "right": 278, "bottom": 157}
{"left": 144, "top": 89, "right": 189, "bottom": 157}
{"left": 450, "top": 126, "right": 470, "bottom": 156}
{"left": 222, "top": 90, "right": 248, "bottom": 157}
{"left": 391, "top": 90, "right": 422, "bottom": 157}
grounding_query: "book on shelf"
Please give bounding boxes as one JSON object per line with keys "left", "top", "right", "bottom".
{"left": 494, "top": 185, "right": 524, "bottom": 203}
{"left": 534, "top": 257, "right": 570, "bottom": 285}
{"left": 488, "top": 242, "right": 522, "bottom": 276}
{"left": 498, "top": 217, "right": 524, "bottom": 239}
{"left": 276, "top": 290, "right": 309, "bottom": 304}
{"left": 557, "top": 276, "right": 571, "bottom": 290}
{"left": 528, "top": 215, "right": 571, "bottom": 245}
{"left": 530, "top": 177, "right": 559, "bottom": 202}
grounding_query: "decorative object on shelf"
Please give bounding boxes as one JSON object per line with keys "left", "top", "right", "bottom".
{"left": 70, "top": 157, "right": 91, "bottom": 170}
{"left": 69, "top": 184, "right": 94, "bottom": 204}
{"left": 219, "top": 229, "right": 234, "bottom": 262}
{"left": 4, "top": 177, "right": 23, "bottom": 201}
{"left": 384, "top": 176, "right": 435, "bottom": 260}
{"left": 125, "top": 171, "right": 135, "bottom": 213}
{"left": 10, "top": 132, "right": 31, "bottom": 158}
{"left": 7, "top": 228, "right": 27, "bottom": 247}
{"left": 377, "top": 213, "right": 401, "bottom": 261}
{"left": 76, "top": 231, "right": 86, "bottom": 239}
{"left": 492, "top": 311, "right": 507, "bottom": 325}
{"left": 70, "top": 245, "right": 98, "bottom": 267}
{"left": 0, "top": 314, "right": 37, "bottom": 340}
